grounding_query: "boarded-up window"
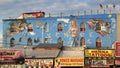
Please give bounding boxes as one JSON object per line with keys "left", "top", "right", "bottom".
{"left": 58, "top": 23, "right": 63, "bottom": 32}
{"left": 80, "top": 37, "right": 86, "bottom": 46}
{"left": 10, "top": 38, "right": 15, "bottom": 47}
{"left": 27, "top": 38, "right": 32, "bottom": 46}
{"left": 80, "top": 23, "right": 86, "bottom": 32}
{"left": 96, "top": 37, "right": 102, "bottom": 48}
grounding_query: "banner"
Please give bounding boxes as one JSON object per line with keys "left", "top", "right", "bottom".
{"left": 116, "top": 42, "right": 120, "bottom": 57}
{"left": 115, "top": 60, "right": 120, "bottom": 65}
{"left": 0, "top": 50, "right": 24, "bottom": 64}
{"left": 25, "top": 59, "right": 53, "bottom": 68}
{"left": 55, "top": 58, "right": 84, "bottom": 67}
{"left": 85, "top": 49, "right": 114, "bottom": 57}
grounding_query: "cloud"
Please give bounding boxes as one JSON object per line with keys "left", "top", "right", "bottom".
{"left": 0, "top": 0, "right": 120, "bottom": 34}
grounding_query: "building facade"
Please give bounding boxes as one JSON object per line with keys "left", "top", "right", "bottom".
{"left": 3, "top": 14, "right": 118, "bottom": 49}
{"left": 2, "top": 13, "right": 120, "bottom": 68}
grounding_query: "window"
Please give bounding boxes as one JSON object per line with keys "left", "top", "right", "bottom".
{"left": 44, "top": 38, "right": 48, "bottom": 44}
{"left": 58, "top": 23, "right": 63, "bottom": 32}
{"left": 96, "top": 37, "right": 102, "bottom": 48}
{"left": 96, "top": 22, "right": 101, "bottom": 32}
{"left": 27, "top": 23, "right": 33, "bottom": 32}
{"left": 80, "top": 37, "right": 86, "bottom": 46}
{"left": 44, "top": 23, "right": 49, "bottom": 32}
{"left": 27, "top": 38, "right": 32, "bottom": 46}
{"left": 9, "top": 23, "right": 15, "bottom": 32}
{"left": 19, "top": 37, "right": 22, "bottom": 42}
{"left": 80, "top": 23, "right": 86, "bottom": 32}
{"left": 10, "top": 38, "right": 15, "bottom": 47}
{"left": 58, "top": 37, "right": 63, "bottom": 44}
{"left": 34, "top": 38, "right": 40, "bottom": 43}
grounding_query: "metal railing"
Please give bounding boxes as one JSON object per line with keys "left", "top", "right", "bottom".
{"left": 44, "top": 10, "right": 119, "bottom": 18}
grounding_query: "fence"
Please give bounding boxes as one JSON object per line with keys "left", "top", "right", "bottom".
{"left": 44, "top": 9, "right": 119, "bottom": 17}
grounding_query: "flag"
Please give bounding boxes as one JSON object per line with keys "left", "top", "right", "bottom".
{"left": 99, "top": 4, "right": 103, "bottom": 9}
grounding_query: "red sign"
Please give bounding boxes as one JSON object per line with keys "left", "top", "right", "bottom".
{"left": 23, "top": 11, "right": 45, "bottom": 18}
{"left": 115, "top": 60, "right": 120, "bottom": 65}
{"left": 116, "top": 42, "right": 120, "bottom": 57}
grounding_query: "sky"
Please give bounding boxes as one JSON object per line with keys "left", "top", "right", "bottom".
{"left": 0, "top": 0, "right": 120, "bottom": 43}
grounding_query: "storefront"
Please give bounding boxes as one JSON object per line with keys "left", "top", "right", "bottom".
{"left": 115, "top": 60, "right": 120, "bottom": 68}
{"left": 55, "top": 47, "right": 84, "bottom": 68}
{"left": 25, "top": 59, "right": 53, "bottom": 68}
{"left": 85, "top": 49, "right": 115, "bottom": 68}
{"left": 24, "top": 44, "right": 62, "bottom": 68}
{"left": 115, "top": 42, "right": 120, "bottom": 68}
{"left": 0, "top": 49, "right": 24, "bottom": 68}
{"left": 55, "top": 58, "right": 84, "bottom": 68}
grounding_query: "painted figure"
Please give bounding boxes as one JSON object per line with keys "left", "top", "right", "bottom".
{"left": 70, "top": 19, "right": 79, "bottom": 47}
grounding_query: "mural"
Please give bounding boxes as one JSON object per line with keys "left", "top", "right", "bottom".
{"left": 87, "top": 19, "right": 112, "bottom": 39}
{"left": 70, "top": 19, "right": 79, "bottom": 47}
{"left": 3, "top": 14, "right": 117, "bottom": 48}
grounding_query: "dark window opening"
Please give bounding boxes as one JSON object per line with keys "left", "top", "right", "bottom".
{"left": 44, "top": 23, "right": 49, "bottom": 32}
{"left": 27, "top": 23, "right": 33, "bottom": 32}
{"left": 80, "top": 23, "right": 86, "bottom": 32}
{"left": 19, "top": 37, "right": 22, "bottom": 42}
{"left": 58, "top": 23, "right": 63, "bottom": 32}
{"left": 10, "top": 38, "right": 15, "bottom": 47}
{"left": 96, "top": 37, "right": 102, "bottom": 48}
{"left": 44, "top": 38, "right": 48, "bottom": 44}
{"left": 34, "top": 38, "right": 40, "bottom": 43}
{"left": 96, "top": 22, "right": 101, "bottom": 32}
{"left": 58, "top": 37, "right": 63, "bottom": 44}
{"left": 80, "top": 37, "right": 86, "bottom": 46}
{"left": 27, "top": 38, "right": 32, "bottom": 46}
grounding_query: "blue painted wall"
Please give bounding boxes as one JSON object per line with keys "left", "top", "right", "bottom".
{"left": 3, "top": 14, "right": 117, "bottom": 48}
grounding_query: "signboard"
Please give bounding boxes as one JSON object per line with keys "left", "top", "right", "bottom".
{"left": 115, "top": 60, "right": 120, "bottom": 65}
{"left": 116, "top": 42, "right": 120, "bottom": 57}
{"left": 55, "top": 58, "right": 84, "bottom": 67}
{"left": 23, "top": 11, "right": 45, "bottom": 18}
{"left": 25, "top": 59, "right": 53, "bottom": 68}
{"left": 85, "top": 49, "right": 114, "bottom": 57}
{"left": 0, "top": 50, "right": 24, "bottom": 64}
